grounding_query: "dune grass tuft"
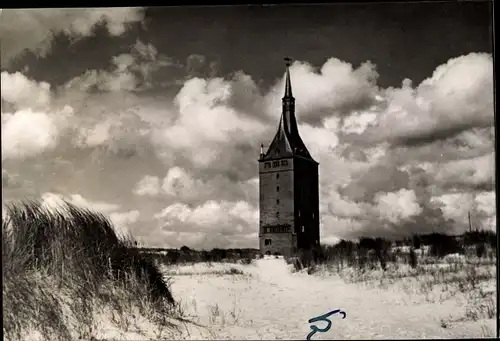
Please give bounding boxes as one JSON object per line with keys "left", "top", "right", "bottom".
{"left": 2, "top": 200, "right": 177, "bottom": 341}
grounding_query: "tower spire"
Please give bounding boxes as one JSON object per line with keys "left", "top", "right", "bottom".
{"left": 284, "top": 57, "right": 293, "bottom": 98}
{"left": 258, "top": 58, "right": 317, "bottom": 163}
{"left": 281, "top": 57, "right": 297, "bottom": 137}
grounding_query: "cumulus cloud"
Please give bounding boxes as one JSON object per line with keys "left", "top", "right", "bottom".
{"left": 432, "top": 190, "right": 496, "bottom": 232}
{"left": 39, "top": 192, "right": 136, "bottom": 238}
{"left": 341, "top": 163, "right": 411, "bottom": 203}
{"left": 432, "top": 152, "right": 495, "bottom": 191}
{"left": 264, "top": 58, "right": 380, "bottom": 125}
{"left": 67, "top": 193, "right": 121, "bottom": 213}
{"left": 326, "top": 192, "right": 367, "bottom": 219}
{"left": 374, "top": 189, "right": 423, "bottom": 224}
{"left": 298, "top": 122, "right": 340, "bottom": 157}
{"left": 0, "top": 8, "right": 145, "bottom": 65}
{"left": 154, "top": 200, "right": 258, "bottom": 248}
{"left": 360, "top": 53, "right": 493, "bottom": 147}
{"left": 68, "top": 64, "right": 138, "bottom": 93}
{"left": 321, "top": 215, "right": 366, "bottom": 243}
{"left": 2, "top": 109, "right": 58, "bottom": 159}
{"left": 109, "top": 210, "right": 140, "bottom": 228}
{"left": 1, "top": 71, "right": 52, "bottom": 109}
{"left": 341, "top": 111, "right": 379, "bottom": 135}
{"left": 133, "top": 167, "right": 255, "bottom": 207}
{"left": 2, "top": 49, "right": 495, "bottom": 247}
{"left": 162, "top": 167, "right": 205, "bottom": 199}
{"left": 65, "top": 39, "right": 175, "bottom": 92}
{"left": 40, "top": 192, "right": 119, "bottom": 212}
{"left": 388, "top": 126, "right": 495, "bottom": 166}
{"left": 1, "top": 106, "right": 74, "bottom": 160}
{"left": 323, "top": 187, "right": 427, "bottom": 239}
{"left": 1, "top": 70, "right": 76, "bottom": 160}
{"left": 74, "top": 109, "right": 151, "bottom": 157}
{"left": 133, "top": 175, "right": 161, "bottom": 196}
{"left": 157, "top": 76, "right": 268, "bottom": 174}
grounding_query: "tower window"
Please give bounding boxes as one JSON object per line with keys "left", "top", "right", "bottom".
{"left": 276, "top": 173, "right": 279, "bottom": 179}
{"left": 276, "top": 211, "right": 279, "bottom": 218}
{"left": 265, "top": 162, "right": 271, "bottom": 168}
{"left": 276, "top": 199, "right": 280, "bottom": 205}
{"left": 301, "top": 226, "right": 305, "bottom": 233}
{"left": 276, "top": 186, "right": 280, "bottom": 192}
{"left": 272, "top": 161, "right": 279, "bottom": 167}
{"left": 298, "top": 210, "right": 301, "bottom": 217}
{"left": 281, "top": 160, "right": 288, "bottom": 166}
{"left": 265, "top": 239, "right": 272, "bottom": 246}
{"left": 312, "top": 213, "right": 315, "bottom": 218}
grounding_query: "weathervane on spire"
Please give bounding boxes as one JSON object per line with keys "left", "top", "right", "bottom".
{"left": 284, "top": 57, "right": 292, "bottom": 67}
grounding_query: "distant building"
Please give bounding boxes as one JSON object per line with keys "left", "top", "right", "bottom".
{"left": 258, "top": 59, "right": 320, "bottom": 257}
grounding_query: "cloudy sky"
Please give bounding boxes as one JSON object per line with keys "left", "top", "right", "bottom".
{"left": 0, "top": 4, "right": 495, "bottom": 249}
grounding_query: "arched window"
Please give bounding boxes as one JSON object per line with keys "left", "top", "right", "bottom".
{"left": 276, "top": 199, "right": 279, "bottom": 205}
{"left": 276, "top": 173, "right": 280, "bottom": 179}
{"left": 276, "top": 186, "right": 280, "bottom": 192}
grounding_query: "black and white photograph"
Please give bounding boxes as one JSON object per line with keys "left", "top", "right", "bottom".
{"left": 1, "top": 2, "right": 497, "bottom": 340}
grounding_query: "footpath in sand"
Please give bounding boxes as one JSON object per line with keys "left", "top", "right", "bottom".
{"left": 169, "top": 257, "right": 495, "bottom": 340}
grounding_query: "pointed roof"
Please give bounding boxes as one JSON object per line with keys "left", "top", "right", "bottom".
{"left": 260, "top": 58, "right": 317, "bottom": 164}
{"left": 284, "top": 58, "right": 293, "bottom": 98}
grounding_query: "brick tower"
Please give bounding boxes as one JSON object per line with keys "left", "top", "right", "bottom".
{"left": 258, "top": 58, "right": 320, "bottom": 257}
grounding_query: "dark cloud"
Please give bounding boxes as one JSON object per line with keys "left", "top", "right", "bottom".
{"left": 393, "top": 121, "right": 484, "bottom": 148}
{"left": 340, "top": 164, "right": 410, "bottom": 203}
{"left": 0, "top": 8, "right": 145, "bottom": 66}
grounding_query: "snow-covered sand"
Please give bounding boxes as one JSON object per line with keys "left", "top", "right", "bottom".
{"left": 168, "top": 256, "right": 496, "bottom": 340}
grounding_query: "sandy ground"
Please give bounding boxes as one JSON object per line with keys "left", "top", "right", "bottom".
{"left": 168, "top": 256, "right": 496, "bottom": 340}
{"left": 18, "top": 256, "right": 496, "bottom": 340}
